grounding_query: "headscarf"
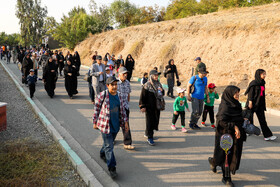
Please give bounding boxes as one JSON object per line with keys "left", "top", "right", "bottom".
{"left": 216, "top": 85, "right": 243, "bottom": 123}
{"left": 244, "top": 69, "right": 266, "bottom": 95}
{"left": 144, "top": 73, "right": 162, "bottom": 95}
{"left": 165, "top": 59, "right": 176, "bottom": 72}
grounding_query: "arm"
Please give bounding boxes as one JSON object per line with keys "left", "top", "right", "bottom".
{"left": 205, "top": 85, "right": 210, "bottom": 103}
{"left": 93, "top": 92, "right": 104, "bottom": 124}
{"left": 139, "top": 87, "right": 148, "bottom": 111}
{"left": 173, "top": 98, "right": 177, "bottom": 111}
{"left": 247, "top": 86, "right": 254, "bottom": 109}
{"left": 215, "top": 92, "right": 219, "bottom": 99}
{"left": 175, "top": 66, "right": 179, "bottom": 80}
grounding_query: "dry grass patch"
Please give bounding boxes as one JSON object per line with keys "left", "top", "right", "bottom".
{"left": 0, "top": 138, "right": 79, "bottom": 187}
{"left": 159, "top": 43, "right": 177, "bottom": 61}
{"left": 129, "top": 40, "right": 145, "bottom": 59}
{"left": 110, "top": 38, "right": 125, "bottom": 55}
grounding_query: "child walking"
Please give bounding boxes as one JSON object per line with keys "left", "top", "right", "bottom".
{"left": 201, "top": 83, "right": 219, "bottom": 128}
{"left": 27, "top": 69, "right": 37, "bottom": 99}
{"left": 171, "top": 88, "right": 190, "bottom": 133}
{"left": 141, "top": 72, "right": 148, "bottom": 86}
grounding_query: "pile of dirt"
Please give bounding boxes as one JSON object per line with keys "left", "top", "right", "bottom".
{"left": 72, "top": 3, "right": 280, "bottom": 109}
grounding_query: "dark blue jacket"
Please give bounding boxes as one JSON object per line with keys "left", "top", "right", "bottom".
{"left": 27, "top": 74, "right": 37, "bottom": 85}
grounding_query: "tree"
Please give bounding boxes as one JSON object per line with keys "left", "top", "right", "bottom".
{"left": 109, "top": 0, "right": 139, "bottom": 28}
{"left": 89, "top": 0, "right": 112, "bottom": 31}
{"left": 16, "top": 0, "right": 47, "bottom": 46}
{"left": 52, "top": 8, "right": 99, "bottom": 50}
{"left": 165, "top": 0, "right": 199, "bottom": 20}
{"left": 43, "top": 16, "right": 58, "bottom": 36}
{"left": 0, "top": 32, "right": 20, "bottom": 46}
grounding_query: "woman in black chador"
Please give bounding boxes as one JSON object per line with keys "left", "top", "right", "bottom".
{"left": 245, "top": 69, "right": 277, "bottom": 141}
{"left": 22, "top": 53, "right": 33, "bottom": 84}
{"left": 208, "top": 86, "right": 246, "bottom": 187}
{"left": 64, "top": 59, "right": 77, "bottom": 99}
{"left": 73, "top": 51, "right": 81, "bottom": 76}
{"left": 43, "top": 57, "right": 58, "bottom": 98}
{"left": 125, "top": 54, "right": 135, "bottom": 82}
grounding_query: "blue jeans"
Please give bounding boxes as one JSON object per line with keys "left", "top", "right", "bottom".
{"left": 100, "top": 132, "right": 117, "bottom": 168}
{"left": 88, "top": 82, "right": 95, "bottom": 102}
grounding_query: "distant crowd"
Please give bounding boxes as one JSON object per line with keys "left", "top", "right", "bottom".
{"left": 1, "top": 44, "right": 277, "bottom": 186}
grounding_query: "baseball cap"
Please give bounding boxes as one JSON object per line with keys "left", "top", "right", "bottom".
{"left": 208, "top": 83, "right": 216, "bottom": 89}
{"left": 106, "top": 76, "right": 118, "bottom": 85}
{"left": 194, "top": 57, "right": 201, "bottom": 61}
{"left": 149, "top": 70, "right": 161, "bottom": 76}
{"left": 177, "top": 88, "right": 186, "bottom": 93}
{"left": 29, "top": 69, "right": 34, "bottom": 72}
{"left": 96, "top": 55, "right": 102, "bottom": 60}
{"left": 119, "top": 67, "right": 128, "bottom": 74}
{"left": 198, "top": 67, "right": 209, "bottom": 74}
{"left": 105, "top": 67, "right": 110, "bottom": 71}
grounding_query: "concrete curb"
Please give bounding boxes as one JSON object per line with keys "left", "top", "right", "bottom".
{"left": 0, "top": 61, "right": 109, "bottom": 187}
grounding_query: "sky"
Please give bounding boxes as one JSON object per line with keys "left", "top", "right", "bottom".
{"left": 0, "top": 0, "right": 171, "bottom": 34}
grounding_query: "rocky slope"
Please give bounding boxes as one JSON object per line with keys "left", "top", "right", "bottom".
{"left": 71, "top": 3, "right": 280, "bottom": 108}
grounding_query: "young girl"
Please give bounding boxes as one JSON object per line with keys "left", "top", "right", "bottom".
{"left": 171, "top": 88, "right": 190, "bottom": 133}
{"left": 141, "top": 72, "right": 148, "bottom": 86}
{"left": 201, "top": 83, "right": 219, "bottom": 128}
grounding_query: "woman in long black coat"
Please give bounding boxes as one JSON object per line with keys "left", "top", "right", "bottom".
{"left": 125, "top": 54, "right": 135, "bottom": 82}
{"left": 208, "top": 86, "right": 246, "bottom": 186}
{"left": 64, "top": 59, "right": 77, "bottom": 99}
{"left": 43, "top": 58, "right": 58, "bottom": 98}
{"left": 164, "top": 59, "right": 179, "bottom": 98}
{"left": 244, "top": 69, "right": 277, "bottom": 141}
{"left": 22, "top": 53, "right": 33, "bottom": 84}
{"left": 73, "top": 51, "right": 81, "bottom": 76}
{"left": 139, "top": 70, "right": 164, "bottom": 146}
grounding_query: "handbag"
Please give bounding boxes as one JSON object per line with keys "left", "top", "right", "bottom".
{"left": 242, "top": 119, "right": 261, "bottom": 136}
{"left": 177, "top": 80, "right": 181, "bottom": 86}
{"left": 83, "top": 70, "right": 91, "bottom": 82}
{"left": 151, "top": 84, "right": 165, "bottom": 111}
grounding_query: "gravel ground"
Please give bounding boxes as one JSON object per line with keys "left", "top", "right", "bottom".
{"left": 0, "top": 63, "right": 86, "bottom": 186}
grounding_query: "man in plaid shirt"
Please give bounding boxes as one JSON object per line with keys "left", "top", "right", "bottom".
{"left": 117, "top": 67, "right": 135, "bottom": 150}
{"left": 93, "top": 76, "right": 128, "bottom": 179}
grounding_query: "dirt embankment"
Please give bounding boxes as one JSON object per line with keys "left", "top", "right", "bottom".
{"left": 71, "top": 3, "right": 280, "bottom": 109}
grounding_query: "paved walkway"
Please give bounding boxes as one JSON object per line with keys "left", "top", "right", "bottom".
{"left": 3, "top": 61, "right": 280, "bottom": 187}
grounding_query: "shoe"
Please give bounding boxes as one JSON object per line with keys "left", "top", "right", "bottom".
{"left": 211, "top": 124, "right": 216, "bottom": 129}
{"left": 208, "top": 157, "right": 217, "bottom": 173}
{"left": 147, "top": 138, "right": 155, "bottom": 146}
{"left": 170, "top": 96, "right": 175, "bottom": 99}
{"left": 171, "top": 124, "right": 176, "bottom": 130}
{"left": 144, "top": 134, "right": 148, "bottom": 138}
{"left": 181, "top": 127, "right": 188, "bottom": 133}
{"left": 193, "top": 124, "right": 201, "bottom": 129}
{"left": 189, "top": 124, "right": 195, "bottom": 130}
{"left": 100, "top": 154, "right": 106, "bottom": 163}
{"left": 124, "top": 144, "right": 135, "bottom": 150}
{"left": 109, "top": 167, "right": 118, "bottom": 179}
{"left": 201, "top": 122, "right": 206, "bottom": 127}
{"left": 222, "top": 177, "right": 234, "bottom": 187}
{"left": 264, "top": 135, "right": 277, "bottom": 141}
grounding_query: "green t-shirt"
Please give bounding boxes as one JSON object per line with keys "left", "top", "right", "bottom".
{"left": 204, "top": 92, "right": 219, "bottom": 106}
{"left": 173, "top": 96, "right": 189, "bottom": 111}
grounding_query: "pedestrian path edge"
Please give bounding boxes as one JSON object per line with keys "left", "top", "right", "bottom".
{"left": 0, "top": 61, "right": 111, "bottom": 187}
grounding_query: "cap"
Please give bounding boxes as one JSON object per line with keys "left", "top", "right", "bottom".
{"left": 208, "top": 83, "right": 216, "bottom": 89}
{"left": 149, "top": 70, "right": 160, "bottom": 76}
{"left": 119, "top": 67, "right": 128, "bottom": 74}
{"left": 177, "top": 88, "right": 186, "bottom": 93}
{"left": 106, "top": 76, "right": 118, "bottom": 84}
{"left": 105, "top": 67, "right": 110, "bottom": 71}
{"left": 198, "top": 67, "right": 209, "bottom": 74}
{"left": 30, "top": 69, "right": 34, "bottom": 72}
{"left": 96, "top": 55, "right": 102, "bottom": 60}
{"left": 194, "top": 57, "right": 201, "bottom": 61}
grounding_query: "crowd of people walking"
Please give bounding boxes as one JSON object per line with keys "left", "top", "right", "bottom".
{"left": 1, "top": 44, "right": 277, "bottom": 186}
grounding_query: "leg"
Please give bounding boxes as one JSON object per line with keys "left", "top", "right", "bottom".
{"left": 180, "top": 111, "right": 186, "bottom": 127}
{"left": 255, "top": 109, "right": 273, "bottom": 138}
{"left": 145, "top": 111, "right": 154, "bottom": 139}
{"left": 202, "top": 105, "right": 208, "bottom": 122}
{"left": 122, "top": 109, "right": 132, "bottom": 145}
{"left": 190, "top": 98, "right": 200, "bottom": 126}
{"left": 101, "top": 132, "right": 117, "bottom": 169}
{"left": 172, "top": 113, "right": 179, "bottom": 125}
{"left": 209, "top": 106, "right": 215, "bottom": 124}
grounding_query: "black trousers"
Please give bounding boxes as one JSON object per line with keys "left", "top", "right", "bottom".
{"left": 121, "top": 109, "right": 132, "bottom": 145}
{"left": 167, "top": 78, "right": 174, "bottom": 97}
{"left": 202, "top": 105, "right": 215, "bottom": 124}
{"left": 145, "top": 109, "right": 160, "bottom": 139}
{"left": 249, "top": 109, "right": 273, "bottom": 138}
{"left": 29, "top": 83, "right": 36, "bottom": 98}
{"left": 172, "top": 111, "right": 185, "bottom": 127}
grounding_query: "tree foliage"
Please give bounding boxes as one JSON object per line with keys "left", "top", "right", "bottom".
{"left": 0, "top": 32, "right": 20, "bottom": 46}
{"left": 52, "top": 7, "right": 99, "bottom": 50}
{"left": 16, "top": 0, "right": 47, "bottom": 46}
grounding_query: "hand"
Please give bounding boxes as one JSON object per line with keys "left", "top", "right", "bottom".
{"left": 168, "top": 68, "right": 171, "bottom": 71}
{"left": 158, "top": 87, "right": 163, "bottom": 92}
{"left": 51, "top": 70, "right": 55, "bottom": 72}
{"left": 93, "top": 123, "right": 98, "bottom": 130}
{"left": 140, "top": 108, "right": 146, "bottom": 113}
{"left": 187, "top": 108, "right": 190, "bottom": 112}
{"left": 174, "top": 111, "right": 178, "bottom": 115}
{"left": 234, "top": 125, "right": 241, "bottom": 139}
{"left": 42, "top": 79, "right": 45, "bottom": 83}
{"left": 187, "top": 95, "right": 192, "bottom": 102}
{"left": 99, "top": 72, "right": 103, "bottom": 75}
{"left": 68, "top": 73, "right": 72, "bottom": 76}
{"left": 248, "top": 101, "right": 253, "bottom": 109}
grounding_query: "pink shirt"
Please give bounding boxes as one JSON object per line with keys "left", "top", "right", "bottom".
{"left": 260, "top": 86, "right": 265, "bottom": 96}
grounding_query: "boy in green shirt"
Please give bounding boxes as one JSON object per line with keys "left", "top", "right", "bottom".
{"left": 171, "top": 88, "right": 190, "bottom": 133}
{"left": 201, "top": 83, "right": 219, "bottom": 128}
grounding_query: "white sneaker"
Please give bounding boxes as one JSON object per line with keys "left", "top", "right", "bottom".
{"left": 264, "top": 136, "right": 277, "bottom": 141}
{"left": 171, "top": 125, "right": 176, "bottom": 130}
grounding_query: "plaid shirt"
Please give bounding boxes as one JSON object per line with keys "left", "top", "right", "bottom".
{"left": 93, "top": 90, "right": 128, "bottom": 134}
{"left": 117, "top": 79, "right": 131, "bottom": 109}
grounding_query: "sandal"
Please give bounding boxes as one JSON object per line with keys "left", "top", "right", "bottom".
{"left": 124, "top": 145, "right": 135, "bottom": 150}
